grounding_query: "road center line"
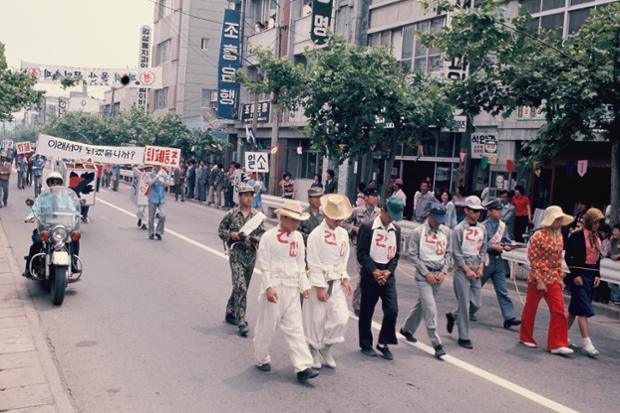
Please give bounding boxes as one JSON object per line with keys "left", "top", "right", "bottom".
{"left": 98, "top": 196, "right": 579, "bottom": 413}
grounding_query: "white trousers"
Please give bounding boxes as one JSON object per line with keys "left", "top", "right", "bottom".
{"left": 253, "top": 286, "right": 314, "bottom": 373}
{"left": 302, "top": 283, "right": 349, "bottom": 349}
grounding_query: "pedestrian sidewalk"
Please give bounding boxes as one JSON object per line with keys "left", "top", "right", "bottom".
{"left": 0, "top": 223, "right": 75, "bottom": 412}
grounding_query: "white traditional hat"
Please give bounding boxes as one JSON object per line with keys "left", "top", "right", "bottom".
{"left": 320, "top": 194, "right": 353, "bottom": 221}
{"left": 540, "top": 205, "right": 573, "bottom": 227}
{"left": 275, "top": 199, "right": 310, "bottom": 221}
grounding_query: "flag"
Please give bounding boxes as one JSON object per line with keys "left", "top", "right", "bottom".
{"left": 245, "top": 124, "right": 256, "bottom": 146}
{"left": 481, "top": 156, "right": 489, "bottom": 169}
{"left": 577, "top": 160, "right": 588, "bottom": 177}
{"left": 506, "top": 159, "right": 514, "bottom": 174}
{"left": 460, "top": 151, "right": 467, "bottom": 163}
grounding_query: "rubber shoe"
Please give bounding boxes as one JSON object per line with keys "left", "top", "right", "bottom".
{"left": 319, "top": 345, "right": 336, "bottom": 369}
{"left": 361, "top": 347, "right": 377, "bottom": 357}
{"left": 550, "top": 347, "right": 574, "bottom": 356}
{"left": 238, "top": 324, "right": 249, "bottom": 337}
{"left": 156, "top": 234, "right": 162, "bottom": 240}
{"left": 446, "top": 313, "right": 455, "bottom": 334}
{"left": 400, "top": 328, "right": 417, "bottom": 343}
{"left": 457, "top": 339, "right": 473, "bottom": 349}
{"left": 309, "top": 346, "right": 322, "bottom": 369}
{"left": 376, "top": 344, "right": 393, "bottom": 360}
{"left": 583, "top": 344, "right": 600, "bottom": 358}
{"left": 503, "top": 318, "right": 521, "bottom": 329}
{"left": 434, "top": 344, "right": 446, "bottom": 359}
{"left": 256, "top": 363, "right": 271, "bottom": 372}
{"left": 520, "top": 341, "right": 537, "bottom": 348}
{"left": 296, "top": 368, "right": 319, "bottom": 382}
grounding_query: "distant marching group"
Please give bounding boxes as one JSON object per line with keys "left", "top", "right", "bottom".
{"left": 216, "top": 182, "right": 608, "bottom": 383}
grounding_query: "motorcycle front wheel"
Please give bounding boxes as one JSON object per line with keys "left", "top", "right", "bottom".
{"left": 51, "top": 266, "right": 67, "bottom": 306}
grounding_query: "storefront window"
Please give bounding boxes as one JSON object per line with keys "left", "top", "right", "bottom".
{"left": 434, "top": 163, "right": 452, "bottom": 194}
{"left": 437, "top": 133, "right": 455, "bottom": 157}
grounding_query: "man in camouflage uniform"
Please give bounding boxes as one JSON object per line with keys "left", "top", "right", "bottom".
{"left": 218, "top": 183, "right": 266, "bottom": 337}
{"left": 298, "top": 187, "right": 324, "bottom": 244}
{"left": 344, "top": 187, "right": 380, "bottom": 315}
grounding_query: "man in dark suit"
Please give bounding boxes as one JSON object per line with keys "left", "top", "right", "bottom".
{"left": 357, "top": 196, "right": 404, "bottom": 360}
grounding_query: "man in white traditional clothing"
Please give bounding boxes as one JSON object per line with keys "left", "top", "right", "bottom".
{"left": 303, "top": 194, "right": 354, "bottom": 369}
{"left": 253, "top": 200, "right": 320, "bottom": 382}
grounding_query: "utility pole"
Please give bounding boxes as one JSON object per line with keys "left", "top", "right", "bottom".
{"left": 110, "top": 87, "right": 116, "bottom": 117}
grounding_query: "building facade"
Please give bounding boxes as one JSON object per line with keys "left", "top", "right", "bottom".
{"left": 150, "top": 0, "right": 228, "bottom": 130}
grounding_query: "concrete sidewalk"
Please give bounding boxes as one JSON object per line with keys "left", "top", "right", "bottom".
{"left": 0, "top": 223, "right": 75, "bottom": 412}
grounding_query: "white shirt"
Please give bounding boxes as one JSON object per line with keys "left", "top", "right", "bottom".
{"left": 369, "top": 216, "right": 397, "bottom": 264}
{"left": 255, "top": 226, "right": 310, "bottom": 293}
{"left": 306, "top": 221, "right": 350, "bottom": 288}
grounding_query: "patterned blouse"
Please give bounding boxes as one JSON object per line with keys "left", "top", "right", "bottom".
{"left": 528, "top": 229, "right": 565, "bottom": 284}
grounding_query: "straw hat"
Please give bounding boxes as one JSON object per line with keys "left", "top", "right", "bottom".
{"left": 540, "top": 205, "right": 573, "bottom": 227}
{"left": 275, "top": 199, "right": 310, "bottom": 221}
{"left": 320, "top": 194, "right": 353, "bottom": 221}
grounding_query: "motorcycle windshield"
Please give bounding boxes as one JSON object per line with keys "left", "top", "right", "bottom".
{"left": 34, "top": 191, "right": 80, "bottom": 231}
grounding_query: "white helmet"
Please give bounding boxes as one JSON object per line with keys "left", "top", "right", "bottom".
{"left": 46, "top": 172, "right": 64, "bottom": 187}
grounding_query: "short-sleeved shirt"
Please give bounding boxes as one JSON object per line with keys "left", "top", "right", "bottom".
{"left": 512, "top": 195, "right": 530, "bottom": 217}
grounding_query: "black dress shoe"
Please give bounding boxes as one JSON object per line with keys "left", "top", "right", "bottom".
{"left": 446, "top": 313, "right": 455, "bottom": 334}
{"left": 137, "top": 219, "right": 142, "bottom": 228}
{"left": 297, "top": 368, "right": 319, "bottom": 382}
{"left": 469, "top": 314, "right": 477, "bottom": 322}
{"left": 141, "top": 224, "right": 147, "bottom": 230}
{"left": 376, "top": 344, "right": 394, "bottom": 360}
{"left": 149, "top": 234, "right": 155, "bottom": 240}
{"left": 458, "top": 339, "right": 474, "bottom": 349}
{"left": 503, "top": 318, "right": 521, "bottom": 329}
{"left": 225, "top": 314, "right": 239, "bottom": 326}
{"left": 434, "top": 344, "right": 446, "bottom": 359}
{"left": 400, "top": 328, "right": 417, "bottom": 343}
{"left": 238, "top": 324, "right": 249, "bottom": 337}
{"left": 256, "top": 363, "right": 271, "bottom": 372}
{"left": 156, "top": 234, "right": 162, "bottom": 240}
{"left": 360, "top": 347, "right": 377, "bottom": 357}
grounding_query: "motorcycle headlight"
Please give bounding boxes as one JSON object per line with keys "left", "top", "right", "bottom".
{"left": 52, "top": 227, "right": 68, "bottom": 243}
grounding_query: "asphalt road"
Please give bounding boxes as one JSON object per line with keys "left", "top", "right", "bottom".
{"left": 1, "top": 179, "right": 619, "bottom": 413}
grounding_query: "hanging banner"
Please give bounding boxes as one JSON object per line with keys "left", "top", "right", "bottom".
{"left": 460, "top": 151, "right": 467, "bottom": 163}
{"left": 311, "top": 0, "right": 333, "bottom": 45}
{"left": 216, "top": 9, "right": 241, "bottom": 119}
{"left": 506, "top": 159, "right": 514, "bottom": 174}
{"left": 481, "top": 156, "right": 489, "bottom": 169}
{"left": 577, "top": 160, "right": 588, "bottom": 177}
{"left": 16, "top": 141, "right": 33, "bottom": 155}
{"left": 241, "top": 101, "right": 271, "bottom": 123}
{"left": 36, "top": 134, "right": 145, "bottom": 164}
{"left": 565, "top": 160, "right": 574, "bottom": 177}
{"left": 137, "top": 25, "right": 152, "bottom": 109}
{"left": 471, "top": 132, "right": 498, "bottom": 163}
{"left": 22, "top": 62, "right": 162, "bottom": 89}
{"left": 144, "top": 145, "right": 181, "bottom": 168}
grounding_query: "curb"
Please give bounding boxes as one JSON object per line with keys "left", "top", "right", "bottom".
{"left": 0, "top": 220, "right": 77, "bottom": 413}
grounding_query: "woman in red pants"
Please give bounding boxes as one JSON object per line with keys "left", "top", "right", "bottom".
{"left": 519, "top": 206, "right": 574, "bottom": 356}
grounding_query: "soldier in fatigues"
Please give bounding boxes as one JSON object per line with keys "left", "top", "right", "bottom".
{"left": 219, "top": 183, "right": 266, "bottom": 337}
{"left": 299, "top": 187, "right": 324, "bottom": 243}
{"left": 344, "top": 188, "right": 380, "bottom": 316}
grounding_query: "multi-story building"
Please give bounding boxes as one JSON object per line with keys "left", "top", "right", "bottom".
{"left": 102, "top": 87, "right": 139, "bottom": 116}
{"left": 150, "top": 0, "right": 228, "bottom": 130}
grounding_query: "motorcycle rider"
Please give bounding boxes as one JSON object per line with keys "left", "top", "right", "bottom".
{"left": 23, "top": 172, "right": 81, "bottom": 277}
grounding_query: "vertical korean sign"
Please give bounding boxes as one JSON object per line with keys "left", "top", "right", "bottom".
{"left": 216, "top": 9, "right": 241, "bottom": 119}
{"left": 137, "top": 26, "right": 151, "bottom": 109}
{"left": 311, "top": 0, "right": 333, "bottom": 45}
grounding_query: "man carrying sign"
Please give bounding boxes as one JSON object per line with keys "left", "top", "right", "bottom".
{"left": 218, "top": 183, "right": 266, "bottom": 337}
{"left": 146, "top": 165, "right": 172, "bottom": 240}
{"left": 400, "top": 202, "right": 451, "bottom": 359}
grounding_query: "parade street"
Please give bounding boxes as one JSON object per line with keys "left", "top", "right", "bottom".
{"left": 0, "top": 180, "right": 618, "bottom": 413}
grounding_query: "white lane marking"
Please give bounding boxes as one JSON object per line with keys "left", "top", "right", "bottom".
{"left": 98, "top": 196, "right": 579, "bottom": 413}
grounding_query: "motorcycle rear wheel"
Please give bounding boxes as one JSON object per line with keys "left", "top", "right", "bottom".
{"left": 51, "top": 266, "right": 67, "bottom": 306}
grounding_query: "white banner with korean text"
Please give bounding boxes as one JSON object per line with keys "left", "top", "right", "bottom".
{"left": 36, "top": 134, "right": 145, "bottom": 164}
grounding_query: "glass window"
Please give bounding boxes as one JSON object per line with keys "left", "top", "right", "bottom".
{"left": 435, "top": 163, "right": 453, "bottom": 194}
{"left": 391, "top": 29, "right": 403, "bottom": 59}
{"left": 526, "top": 17, "right": 540, "bottom": 34}
{"left": 381, "top": 31, "right": 391, "bottom": 47}
{"left": 402, "top": 25, "right": 414, "bottom": 60}
{"left": 542, "top": 0, "right": 565, "bottom": 11}
{"left": 568, "top": 7, "right": 592, "bottom": 34}
{"left": 200, "top": 38, "right": 208, "bottom": 50}
{"left": 158, "top": 0, "right": 172, "bottom": 19}
{"left": 368, "top": 33, "right": 381, "bottom": 47}
{"left": 437, "top": 133, "right": 455, "bottom": 157}
{"left": 569, "top": 0, "right": 592, "bottom": 5}
{"left": 421, "top": 134, "right": 437, "bottom": 157}
{"left": 540, "top": 13, "right": 564, "bottom": 33}
{"left": 155, "top": 88, "right": 168, "bottom": 110}
{"left": 414, "top": 57, "right": 428, "bottom": 72}
{"left": 157, "top": 39, "right": 171, "bottom": 65}
{"left": 521, "top": 0, "right": 541, "bottom": 14}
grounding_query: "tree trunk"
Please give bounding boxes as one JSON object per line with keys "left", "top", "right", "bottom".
{"left": 610, "top": 119, "right": 620, "bottom": 226}
{"left": 381, "top": 142, "right": 398, "bottom": 201}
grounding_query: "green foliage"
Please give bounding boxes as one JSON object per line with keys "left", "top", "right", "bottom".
{"left": 0, "top": 43, "right": 44, "bottom": 121}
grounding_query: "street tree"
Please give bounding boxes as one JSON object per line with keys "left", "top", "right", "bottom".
{"left": 423, "top": 0, "right": 620, "bottom": 223}
{"left": 0, "top": 43, "right": 43, "bottom": 121}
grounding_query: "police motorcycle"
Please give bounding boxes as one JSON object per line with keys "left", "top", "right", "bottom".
{"left": 23, "top": 172, "right": 83, "bottom": 306}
